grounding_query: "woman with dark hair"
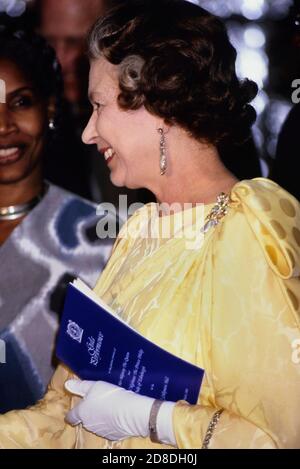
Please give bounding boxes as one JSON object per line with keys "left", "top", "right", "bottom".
{"left": 0, "top": 18, "right": 114, "bottom": 413}
{"left": 0, "top": 0, "right": 299, "bottom": 449}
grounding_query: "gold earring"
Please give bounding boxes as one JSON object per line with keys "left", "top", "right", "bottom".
{"left": 158, "top": 128, "right": 167, "bottom": 175}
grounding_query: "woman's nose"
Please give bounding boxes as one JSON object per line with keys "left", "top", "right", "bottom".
{"left": 82, "top": 112, "right": 98, "bottom": 145}
{"left": 0, "top": 106, "right": 16, "bottom": 135}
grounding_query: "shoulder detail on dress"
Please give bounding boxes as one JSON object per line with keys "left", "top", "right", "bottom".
{"left": 229, "top": 178, "right": 300, "bottom": 279}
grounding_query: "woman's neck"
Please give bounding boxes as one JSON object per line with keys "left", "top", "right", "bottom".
{"left": 0, "top": 166, "right": 44, "bottom": 247}
{"left": 0, "top": 165, "right": 43, "bottom": 207}
{"left": 151, "top": 134, "right": 239, "bottom": 211}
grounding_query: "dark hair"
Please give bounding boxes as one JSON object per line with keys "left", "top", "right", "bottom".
{"left": 88, "top": 0, "right": 258, "bottom": 147}
{"left": 0, "top": 14, "right": 63, "bottom": 130}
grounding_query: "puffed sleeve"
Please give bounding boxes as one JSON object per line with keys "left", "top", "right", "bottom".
{"left": 0, "top": 365, "right": 76, "bottom": 448}
{"left": 172, "top": 179, "right": 300, "bottom": 449}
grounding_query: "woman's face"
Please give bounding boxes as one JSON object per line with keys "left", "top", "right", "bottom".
{"left": 82, "top": 57, "right": 161, "bottom": 189}
{"left": 0, "top": 59, "right": 48, "bottom": 185}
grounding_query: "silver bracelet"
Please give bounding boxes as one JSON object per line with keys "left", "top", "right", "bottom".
{"left": 202, "top": 408, "right": 224, "bottom": 449}
{"left": 149, "top": 399, "right": 164, "bottom": 444}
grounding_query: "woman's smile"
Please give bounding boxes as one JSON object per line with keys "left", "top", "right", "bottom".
{"left": 0, "top": 145, "right": 25, "bottom": 165}
{"left": 100, "top": 146, "right": 116, "bottom": 165}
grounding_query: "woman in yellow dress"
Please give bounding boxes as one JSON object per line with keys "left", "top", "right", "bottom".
{"left": 0, "top": 0, "right": 300, "bottom": 449}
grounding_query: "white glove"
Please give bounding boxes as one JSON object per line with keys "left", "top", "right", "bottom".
{"left": 65, "top": 379, "right": 176, "bottom": 445}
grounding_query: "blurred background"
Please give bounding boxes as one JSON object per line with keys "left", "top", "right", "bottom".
{"left": 192, "top": 0, "right": 300, "bottom": 177}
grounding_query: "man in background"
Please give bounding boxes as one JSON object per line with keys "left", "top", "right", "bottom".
{"left": 38, "top": 0, "right": 107, "bottom": 108}
{"left": 32, "top": 0, "right": 132, "bottom": 203}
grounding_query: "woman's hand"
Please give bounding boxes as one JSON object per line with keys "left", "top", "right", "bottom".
{"left": 65, "top": 379, "right": 176, "bottom": 445}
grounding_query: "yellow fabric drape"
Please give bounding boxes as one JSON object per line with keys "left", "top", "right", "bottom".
{"left": 0, "top": 178, "right": 299, "bottom": 449}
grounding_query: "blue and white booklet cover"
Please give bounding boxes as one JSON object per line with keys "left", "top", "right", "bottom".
{"left": 56, "top": 279, "right": 204, "bottom": 405}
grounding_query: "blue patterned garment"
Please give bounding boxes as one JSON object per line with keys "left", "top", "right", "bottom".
{"left": 0, "top": 183, "right": 117, "bottom": 412}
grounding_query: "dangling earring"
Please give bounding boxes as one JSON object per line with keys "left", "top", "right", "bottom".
{"left": 48, "top": 118, "right": 56, "bottom": 131}
{"left": 158, "top": 128, "right": 167, "bottom": 175}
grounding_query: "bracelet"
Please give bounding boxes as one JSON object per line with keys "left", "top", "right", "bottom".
{"left": 149, "top": 399, "right": 164, "bottom": 444}
{"left": 201, "top": 408, "right": 224, "bottom": 449}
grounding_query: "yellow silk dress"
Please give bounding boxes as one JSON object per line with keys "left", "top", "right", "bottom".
{"left": 0, "top": 178, "right": 299, "bottom": 449}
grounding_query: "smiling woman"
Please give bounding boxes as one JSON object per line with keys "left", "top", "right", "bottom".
{"left": 0, "top": 17, "right": 115, "bottom": 413}
{"left": 84, "top": 57, "right": 166, "bottom": 189}
{"left": 0, "top": 0, "right": 299, "bottom": 450}
{"left": 0, "top": 22, "right": 61, "bottom": 244}
{"left": 0, "top": 59, "right": 47, "bottom": 188}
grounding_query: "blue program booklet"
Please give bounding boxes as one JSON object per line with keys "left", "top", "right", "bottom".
{"left": 56, "top": 279, "right": 204, "bottom": 404}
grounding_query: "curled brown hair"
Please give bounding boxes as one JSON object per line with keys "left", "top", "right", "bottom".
{"left": 88, "top": 0, "right": 258, "bottom": 147}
